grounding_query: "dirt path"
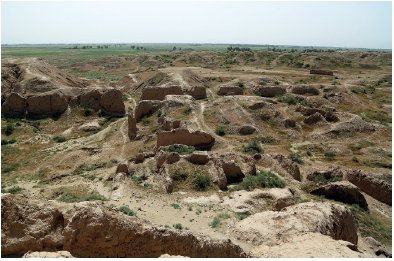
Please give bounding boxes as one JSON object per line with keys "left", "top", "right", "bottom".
{"left": 119, "top": 119, "right": 128, "bottom": 159}
{"left": 128, "top": 97, "right": 137, "bottom": 109}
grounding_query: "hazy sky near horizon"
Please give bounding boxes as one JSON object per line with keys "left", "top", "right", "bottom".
{"left": 1, "top": 1, "right": 392, "bottom": 49}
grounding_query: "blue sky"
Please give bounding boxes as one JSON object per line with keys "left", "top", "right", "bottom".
{"left": 1, "top": 1, "right": 392, "bottom": 49}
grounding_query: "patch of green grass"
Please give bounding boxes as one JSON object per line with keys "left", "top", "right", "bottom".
{"left": 1, "top": 186, "right": 23, "bottom": 194}
{"left": 235, "top": 212, "right": 250, "bottom": 220}
{"left": 195, "top": 208, "right": 202, "bottom": 215}
{"left": 217, "top": 213, "right": 231, "bottom": 219}
{"left": 215, "top": 126, "right": 226, "bottom": 136}
{"left": 275, "top": 95, "right": 299, "bottom": 105}
{"left": 233, "top": 170, "right": 285, "bottom": 191}
{"left": 350, "top": 204, "right": 391, "bottom": 246}
{"left": 1, "top": 163, "right": 20, "bottom": 173}
{"left": 348, "top": 140, "right": 375, "bottom": 153}
{"left": 209, "top": 216, "right": 220, "bottom": 228}
{"left": 352, "top": 156, "right": 359, "bottom": 163}
{"left": 119, "top": 206, "right": 137, "bottom": 217}
{"left": 171, "top": 203, "right": 181, "bottom": 209}
{"left": 157, "top": 109, "right": 162, "bottom": 117}
{"left": 236, "top": 82, "right": 244, "bottom": 87}
{"left": 324, "top": 151, "right": 336, "bottom": 161}
{"left": 162, "top": 145, "right": 195, "bottom": 155}
{"left": 142, "top": 116, "right": 152, "bottom": 126}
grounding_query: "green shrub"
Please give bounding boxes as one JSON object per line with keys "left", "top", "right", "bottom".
{"left": 171, "top": 170, "right": 189, "bottom": 182}
{"left": 209, "top": 216, "right": 220, "bottom": 228}
{"left": 33, "top": 128, "right": 38, "bottom": 133}
{"left": 188, "top": 205, "right": 193, "bottom": 211}
{"left": 324, "top": 151, "right": 336, "bottom": 160}
{"left": 258, "top": 136, "right": 277, "bottom": 144}
{"left": 173, "top": 223, "right": 183, "bottom": 230}
{"left": 195, "top": 208, "right": 202, "bottom": 215}
{"left": 215, "top": 126, "right": 226, "bottom": 136}
{"left": 306, "top": 150, "right": 312, "bottom": 156}
{"left": 53, "top": 136, "right": 67, "bottom": 143}
{"left": 3, "top": 186, "right": 23, "bottom": 194}
{"left": 287, "top": 153, "right": 303, "bottom": 164}
{"left": 236, "top": 82, "right": 244, "bottom": 87}
{"left": 84, "top": 108, "right": 93, "bottom": 116}
{"left": 2, "top": 163, "right": 20, "bottom": 173}
{"left": 259, "top": 82, "right": 266, "bottom": 85}
{"left": 171, "top": 203, "right": 181, "bottom": 209}
{"left": 352, "top": 156, "right": 359, "bottom": 163}
{"left": 235, "top": 212, "right": 250, "bottom": 220}
{"left": 1, "top": 139, "right": 8, "bottom": 145}
{"left": 193, "top": 175, "right": 210, "bottom": 191}
{"left": 163, "top": 145, "right": 195, "bottom": 155}
{"left": 157, "top": 109, "right": 162, "bottom": 117}
{"left": 119, "top": 206, "right": 137, "bottom": 217}
{"left": 182, "top": 107, "right": 192, "bottom": 115}
{"left": 236, "top": 170, "right": 285, "bottom": 191}
{"left": 164, "top": 225, "right": 171, "bottom": 228}
{"left": 5, "top": 124, "right": 14, "bottom": 135}
{"left": 242, "top": 140, "right": 263, "bottom": 154}
{"left": 142, "top": 116, "right": 152, "bottom": 126}
{"left": 8, "top": 138, "right": 16, "bottom": 144}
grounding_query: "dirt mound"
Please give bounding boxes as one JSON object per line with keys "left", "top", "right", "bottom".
{"left": 216, "top": 86, "right": 243, "bottom": 96}
{"left": 230, "top": 202, "right": 357, "bottom": 246}
{"left": 307, "top": 165, "right": 343, "bottom": 181}
{"left": 343, "top": 169, "right": 392, "bottom": 205}
{"left": 1, "top": 194, "right": 246, "bottom": 258}
{"left": 251, "top": 232, "right": 370, "bottom": 258}
{"left": 221, "top": 188, "right": 295, "bottom": 214}
{"left": 133, "top": 72, "right": 171, "bottom": 91}
{"left": 325, "top": 114, "right": 375, "bottom": 137}
{"left": 157, "top": 129, "right": 215, "bottom": 150}
{"left": 210, "top": 153, "right": 256, "bottom": 189}
{"left": 22, "top": 250, "right": 75, "bottom": 258}
{"left": 288, "top": 85, "right": 320, "bottom": 95}
{"left": 251, "top": 86, "right": 286, "bottom": 97}
{"left": 180, "top": 69, "right": 207, "bottom": 86}
{"left": 141, "top": 85, "right": 183, "bottom": 101}
{"left": 1, "top": 58, "right": 125, "bottom": 116}
{"left": 265, "top": 154, "right": 301, "bottom": 181}
{"left": 310, "top": 181, "right": 368, "bottom": 210}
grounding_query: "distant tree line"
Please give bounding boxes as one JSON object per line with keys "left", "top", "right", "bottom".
{"left": 227, "top": 46, "right": 251, "bottom": 51}
{"left": 131, "top": 46, "right": 146, "bottom": 50}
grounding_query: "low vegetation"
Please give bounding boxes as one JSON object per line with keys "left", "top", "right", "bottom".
{"left": 162, "top": 145, "right": 195, "bottom": 155}
{"left": 232, "top": 170, "right": 285, "bottom": 191}
{"left": 119, "top": 206, "right": 137, "bottom": 217}
{"left": 242, "top": 139, "right": 263, "bottom": 154}
{"left": 287, "top": 152, "right": 303, "bottom": 164}
{"left": 209, "top": 216, "right": 221, "bottom": 228}
{"left": 215, "top": 126, "right": 226, "bottom": 136}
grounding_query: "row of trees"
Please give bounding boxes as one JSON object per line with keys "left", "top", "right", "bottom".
{"left": 227, "top": 46, "right": 251, "bottom": 51}
{"left": 97, "top": 45, "right": 109, "bottom": 49}
{"left": 131, "top": 46, "right": 146, "bottom": 50}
